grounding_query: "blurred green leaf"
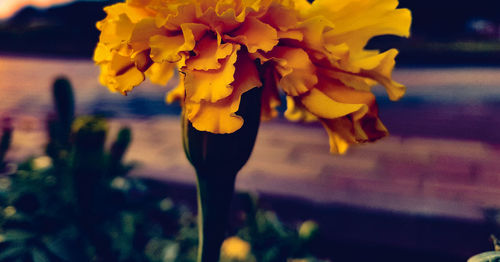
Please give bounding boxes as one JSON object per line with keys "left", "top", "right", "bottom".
{"left": 3, "top": 230, "right": 34, "bottom": 242}
{"left": 32, "top": 248, "right": 50, "bottom": 262}
{"left": 0, "top": 246, "right": 25, "bottom": 261}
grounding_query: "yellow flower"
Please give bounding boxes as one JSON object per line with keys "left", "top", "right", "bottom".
{"left": 32, "top": 156, "right": 52, "bottom": 170}
{"left": 94, "top": 0, "right": 411, "bottom": 153}
{"left": 221, "top": 236, "right": 251, "bottom": 260}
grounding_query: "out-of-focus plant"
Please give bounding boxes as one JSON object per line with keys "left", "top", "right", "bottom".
{"left": 0, "top": 77, "right": 330, "bottom": 262}
{"left": 0, "top": 77, "right": 197, "bottom": 262}
{"left": 0, "top": 117, "right": 13, "bottom": 174}
{"left": 223, "top": 193, "right": 326, "bottom": 262}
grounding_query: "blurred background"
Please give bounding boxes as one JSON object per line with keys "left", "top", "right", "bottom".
{"left": 1, "top": 0, "right": 500, "bottom": 261}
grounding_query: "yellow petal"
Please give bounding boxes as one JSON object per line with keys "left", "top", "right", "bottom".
{"left": 320, "top": 114, "right": 388, "bottom": 154}
{"left": 358, "top": 49, "right": 405, "bottom": 101}
{"left": 185, "top": 32, "right": 233, "bottom": 70}
{"left": 133, "top": 49, "right": 153, "bottom": 72}
{"left": 150, "top": 34, "right": 186, "bottom": 62}
{"left": 145, "top": 62, "right": 176, "bottom": 85}
{"left": 129, "top": 18, "right": 167, "bottom": 52}
{"left": 296, "top": 16, "right": 334, "bottom": 52}
{"left": 160, "top": 2, "right": 198, "bottom": 29}
{"left": 150, "top": 23, "right": 208, "bottom": 63}
{"left": 317, "top": 0, "right": 412, "bottom": 51}
{"left": 277, "top": 30, "right": 303, "bottom": 41}
{"left": 300, "top": 88, "right": 366, "bottom": 119}
{"left": 260, "top": 64, "right": 281, "bottom": 121}
{"left": 197, "top": 7, "right": 242, "bottom": 33}
{"left": 113, "top": 66, "right": 146, "bottom": 95}
{"left": 260, "top": 3, "right": 298, "bottom": 31}
{"left": 318, "top": 67, "right": 377, "bottom": 92}
{"left": 314, "top": 76, "right": 377, "bottom": 114}
{"left": 187, "top": 51, "right": 261, "bottom": 133}
{"left": 268, "top": 47, "right": 318, "bottom": 96}
{"left": 224, "top": 17, "right": 278, "bottom": 53}
{"left": 166, "top": 73, "right": 185, "bottom": 104}
{"left": 102, "top": 3, "right": 150, "bottom": 23}
{"left": 184, "top": 44, "right": 240, "bottom": 103}
{"left": 93, "top": 43, "right": 112, "bottom": 63}
{"left": 320, "top": 118, "right": 352, "bottom": 154}
{"left": 98, "top": 13, "right": 135, "bottom": 48}
{"left": 98, "top": 52, "right": 146, "bottom": 94}
{"left": 284, "top": 96, "right": 317, "bottom": 122}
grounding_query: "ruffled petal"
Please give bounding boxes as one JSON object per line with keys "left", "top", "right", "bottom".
{"left": 129, "top": 18, "right": 167, "bottom": 52}
{"left": 296, "top": 16, "right": 334, "bottom": 53}
{"left": 260, "top": 2, "right": 298, "bottom": 31}
{"left": 284, "top": 96, "right": 317, "bottom": 122}
{"left": 184, "top": 44, "right": 240, "bottom": 103}
{"left": 98, "top": 13, "right": 135, "bottom": 49}
{"left": 150, "top": 23, "right": 208, "bottom": 63}
{"left": 356, "top": 49, "right": 405, "bottom": 101}
{"left": 186, "top": 51, "right": 262, "bottom": 133}
{"left": 93, "top": 43, "right": 112, "bottom": 64}
{"left": 224, "top": 17, "right": 278, "bottom": 53}
{"left": 313, "top": 0, "right": 412, "bottom": 51}
{"left": 320, "top": 114, "right": 388, "bottom": 154}
{"left": 260, "top": 64, "right": 281, "bottom": 121}
{"left": 272, "top": 47, "right": 318, "bottom": 96}
{"left": 185, "top": 32, "right": 233, "bottom": 70}
{"left": 145, "top": 62, "right": 176, "bottom": 85}
{"left": 300, "top": 88, "right": 366, "bottom": 119}
{"left": 166, "top": 73, "right": 185, "bottom": 104}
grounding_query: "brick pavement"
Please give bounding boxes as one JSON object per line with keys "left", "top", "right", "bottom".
{"left": 5, "top": 115, "right": 500, "bottom": 221}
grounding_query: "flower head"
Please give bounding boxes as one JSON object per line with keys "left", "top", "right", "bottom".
{"left": 94, "top": 0, "right": 411, "bottom": 153}
{"left": 221, "top": 236, "right": 251, "bottom": 260}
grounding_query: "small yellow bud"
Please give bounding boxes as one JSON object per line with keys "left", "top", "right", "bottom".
{"left": 221, "top": 236, "right": 251, "bottom": 260}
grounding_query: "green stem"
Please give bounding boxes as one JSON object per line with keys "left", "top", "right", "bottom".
{"left": 183, "top": 86, "right": 263, "bottom": 262}
{"left": 196, "top": 168, "right": 237, "bottom": 262}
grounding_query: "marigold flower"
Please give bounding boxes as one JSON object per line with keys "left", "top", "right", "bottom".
{"left": 94, "top": 0, "right": 411, "bottom": 153}
{"left": 221, "top": 236, "right": 251, "bottom": 260}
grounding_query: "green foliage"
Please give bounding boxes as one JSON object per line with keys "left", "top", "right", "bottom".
{"left": 0, "top": 77, "right": 328, "bottom": 262}
{"left": 228, "top": 194, "right": 327, "bottom": 262}
{"left": 0, "top": 118, "right": 13, "bottom": 172}
{"left": 0, "top": 77, "right": 197, "bottom": 262}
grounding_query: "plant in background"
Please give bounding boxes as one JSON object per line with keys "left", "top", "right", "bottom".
{"left": 0, "top": 118, "right": 13, "bottom": 175}
{"left": 0, "top": 77, "right": 197, "bottom": 262}
{"left": 94, "top": 0, "right": 411, "bottom": 260}
{"left": 0, "top": 77, "right": 330, "bottom": 262}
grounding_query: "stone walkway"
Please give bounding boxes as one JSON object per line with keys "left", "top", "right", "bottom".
{"left": 6, "top": 115, "right": 500, "bottom": 221}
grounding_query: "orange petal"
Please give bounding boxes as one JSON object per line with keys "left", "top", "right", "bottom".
{"left": 184, "top": 44, "right": 240, "bottom": 103}
{"left": 166, "top": 73, "right": 185, "bottom": 104}
{"left": 145, "top": 62, "right": 176, "bottom": 85}
{"left": 284, "top": 96, "right": 317, "bottom": 122}
{"left": 320, "top": 114, "right": 388, "bottom": 154}
{"left": 186, "top": 32, "right": 233, "bottom": 71}
{"left": 224, "top": 17, "right": 278, "bottom": 53}
{"left": 150, "top": 23, "right": 208, "bottom": 63}
{"left": 357, "top": 49, "right": 406, "bottom": 101}
{"left": 93, "top": 43, "right": 112, "bottom": 64}
{"left": 260, "top": 3, "right": 299, "bottom": 31}
{"left": 300, "top": 88, "right": 366, "bottom": 120}
{"left": 129, "top": 18, "right": 167, "bottom": 52}
{"left": 187, "top": 51, "right": 261, "bottom": 133}
{"left": 260, "top": 64, "right": 281, "bottom": 121}
{"left": 268, "top": 47, "right": 318, "bottom": 96}
{"left": 98, "top": 13, "right": 135, "bottom": 49}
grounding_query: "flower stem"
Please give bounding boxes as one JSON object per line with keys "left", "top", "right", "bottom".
{"left": 196, "top": 168, "right": 237, "bottom": 262}
{"left": 183, "top": 87, "right": 263, "bottom": 262}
